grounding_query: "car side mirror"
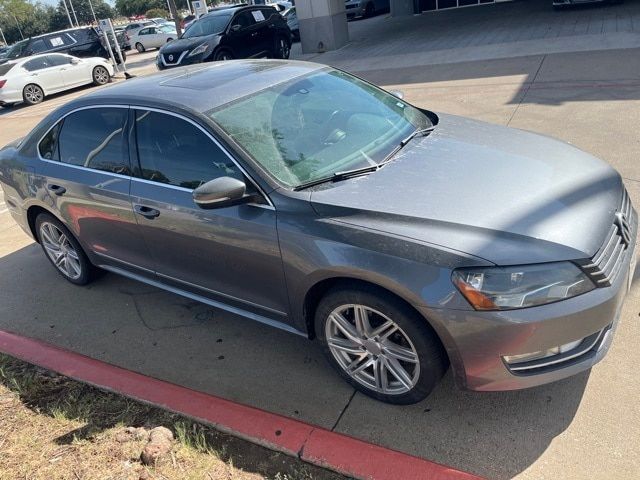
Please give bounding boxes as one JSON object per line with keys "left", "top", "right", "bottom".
{"left": 70, "top": 57, "right": 80, "bottom": 65}
{"left": 389, "top": 90, "right": 404, "bottom": 100}
{"left": 193, "top": 177, "right": 247, "bottom": 209}
{"left": 231, "top": 24, "right": 242, "bottom": 32}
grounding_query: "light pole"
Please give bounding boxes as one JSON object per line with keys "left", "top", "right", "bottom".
{"left": 61, "top": 0, "right": 74, "bottom": 28}
{"left": 0, "top": 26, "right": 7, "bottom": 46}
{"left": 12, "top": 14, "right": 23, "bottom": 40}
{"left": 68, "top": 0, "right": 80, "bottom": 26}
{"left": 87, "top": 0, "right": 98, "bottom": 23}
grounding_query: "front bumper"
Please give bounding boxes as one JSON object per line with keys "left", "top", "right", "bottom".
{"left": 418, "top": 214, "right": 637, "bottom": 392}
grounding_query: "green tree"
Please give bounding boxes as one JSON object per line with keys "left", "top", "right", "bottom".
{"left": 115, "top": 0, "right": 164, "bottom": 17}
{"left": 145, "top": 8, "right": 170, "bottom": 20}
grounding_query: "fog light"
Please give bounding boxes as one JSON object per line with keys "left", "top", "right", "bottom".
{"left": 504, "top": 339, "right": 583, "bottom": 365}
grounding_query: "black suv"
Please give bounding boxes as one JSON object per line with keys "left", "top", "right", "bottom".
{"left": 157, "top": 5, "right": 291, "bottom": 69}
{"left": 0, "top": 27, "right": 126, "bottom": 65}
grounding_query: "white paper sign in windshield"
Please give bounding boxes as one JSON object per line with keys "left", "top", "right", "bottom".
{"left": 252, "top": 10, "right": 266, "bottom": 22}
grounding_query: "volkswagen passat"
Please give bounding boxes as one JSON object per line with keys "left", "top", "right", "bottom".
{"left": 0, "top": 61, "right": 636, "bottom": 404}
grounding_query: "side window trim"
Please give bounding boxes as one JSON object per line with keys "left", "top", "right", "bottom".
{"left": 36, "top": 105, "right": 133, "bottom": 179}
{"left": 129, "top": 106, "right": 274, "bottom": 208}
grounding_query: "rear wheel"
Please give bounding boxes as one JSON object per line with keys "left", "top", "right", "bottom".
{"left": 92, "top": 65, "right": 110, "bottom": 86}
{"left": 274, "top": 36, "right": 291, "bottom": 59}
{"left": 35, "top": 213, "right": 95, "bottom": 286}
{"left": 135, "top": 42, "right": 145, "bottom": 53}
{"left": 22, "top": 84, "right": 44, "bottom": 105}
{"left": 315, "top": 286, "right": 448, "bottom": 404}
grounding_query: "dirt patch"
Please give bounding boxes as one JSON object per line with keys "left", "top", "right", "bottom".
{"left": 0, "top": 354, "right": 349, "bottom": 480}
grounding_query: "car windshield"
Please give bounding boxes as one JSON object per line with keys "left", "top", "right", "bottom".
{"left": 5, "top": 39, "right": 28, "bottom": 59}
{"left": 182, "top": 14, "right": 232, "bottom": 38}
{"left": 208, "top": 69, "right": 432, "bottom": 188}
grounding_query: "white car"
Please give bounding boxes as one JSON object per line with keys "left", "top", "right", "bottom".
{"left": 0, "top": 53, "right": 114, "bottom": 107}
{"left": 131, "top": 25, "right": 177, "bottom": 53}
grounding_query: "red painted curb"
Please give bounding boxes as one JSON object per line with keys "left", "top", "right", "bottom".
{"left": 0, "top": 330, "right": 483, "bottom": 480}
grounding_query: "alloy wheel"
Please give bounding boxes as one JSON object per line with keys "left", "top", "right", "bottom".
{"left": 93, "top": 66, "right": 109, "bottom": 85}
{"left": 39, "top": 222, "right": 82, "bottom": 280}
{"left": 325, "top": 304, "right": 420, "bottom": 395}
{"left": 23, "top": 85, "right": 43, "bottom": 104}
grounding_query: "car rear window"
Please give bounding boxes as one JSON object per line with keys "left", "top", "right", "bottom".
{"left": 0, "top": 64, "right": 15, "bottom": 76}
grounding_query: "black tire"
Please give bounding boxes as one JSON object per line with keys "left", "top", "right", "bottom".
{"left": 135, "top": 42, "right": 145, "bottom": 53}
{"left": 274, "top": 36, "right": 291, "bottom": 59}
{"left": 92, "top": 65, "right": 110, "bottom": 86}
{"left": 35, "top": 213, "right": 96, "bottom": 286}
{"left": 364, "top": 2, "right": 375, "bottom": 17}
{"left": 22, "top": 84, "right": 44, "bottom": 105}
{"left": 315, "top": 286, "right": 448, "bottom": 405}
{"left": 214, "top": 49, "right": 234, "bottom": 61}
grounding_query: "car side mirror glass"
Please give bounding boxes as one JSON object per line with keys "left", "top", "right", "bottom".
{"left": 231, "top": 24, "right": 242, "bottom": 32}
{"left": 193, "top": 177, "right": 247, "bottom": 209}
{"left": 389, "top": 90, "right": 404, "bottom": 100}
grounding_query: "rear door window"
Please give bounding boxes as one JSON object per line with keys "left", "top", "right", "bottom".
{"left": 29, "top": 39, "right": 48, "bottom": 54}
{"left": 57, "top": 108, "right": 130, "bottom": 175}
{"left": 23, "top": 57, "right": 50, "bottom": 72}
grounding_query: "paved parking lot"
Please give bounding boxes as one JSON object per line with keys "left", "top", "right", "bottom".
{"left": 1, "top": 3, "right": 640, "bottom": 479}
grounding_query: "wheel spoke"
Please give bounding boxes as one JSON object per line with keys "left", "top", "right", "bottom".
{"left": 347, "top": 354, "right": 373, "bottom": 375}
{"left": 330, "top": 312, "right": 361, "bottom": 343}
{"left": 66, "top": 255, "right": 81, "bottom": 277}
{"left": 374, "top": 357, "right": 388, "bottom": 391}
{"left": 353, "top": 305, "right": 371, "bottom": 337}
{"left": 328, "top": 337, "right": 363, "bottom": 355}
{"left": 383, "top": 342, "right": 419, "bottom": 363}
{"left": 54, "top": 253, "right": 66, "bottom": 267}
{"left": 370, "top": 320, "right": 397, "bottom": 340}
{"left": 384, "top": 356, "right": 414, "bottom": 390}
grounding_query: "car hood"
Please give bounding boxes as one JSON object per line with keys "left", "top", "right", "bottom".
{"left": 159, "top": 35, "right": 219, "bottom": 54}
{"left": 310, "top": 113, "right": 623, "bottom": 265}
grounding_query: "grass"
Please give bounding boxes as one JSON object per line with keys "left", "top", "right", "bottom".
{"left": 0, "top": 354, "right": 348, "bottom": 480}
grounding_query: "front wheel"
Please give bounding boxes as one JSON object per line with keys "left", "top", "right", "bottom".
{"left": 316, "top": 286, "right": 448, "bottom": 404}
{"left": 135, "top": 42, "right": 145, "bottom": 53}
{"left": 92, "top": 65, "right": 110, "bottom": 86}
{"left": 214, "top": 49, "right": 234, "bottom": 61}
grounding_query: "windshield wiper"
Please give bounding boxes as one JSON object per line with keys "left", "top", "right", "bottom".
{"left": 293, "top": 164, "right": 380, "bottom": 191}
{"left": 380, "top": 126, "right": 436, "bottom": 165}
{"left": 293, "top": 126, "right": 436, "bottom": 192}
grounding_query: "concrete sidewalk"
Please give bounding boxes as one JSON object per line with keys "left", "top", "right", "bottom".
{"left": 1, "top": 47, "right": 640, "bottom": 480}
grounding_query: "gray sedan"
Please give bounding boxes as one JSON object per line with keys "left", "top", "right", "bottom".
{"left": 0, "top": 60, "right": 635, "bottom": 404}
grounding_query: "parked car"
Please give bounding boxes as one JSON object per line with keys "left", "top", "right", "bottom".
{"left": 124, "top": 21, "right": 155, "bottom": 38}
{"left": 0, "top": 60, "right": 635, "bottom": 404}
{"left": 283, "top": 7, "right": 299, "bottom": 41}
{"left": 0, "top": 53, "right": 113, "bottom": 107}
{"left": 0, "top": 46, "right": 8, "bottom": 59}
{"left": 345, "top": 0, "right": 390, "bottom": 18}
{"left": 131, "top": 25, "right": 177, "bottom": 53}
{"left": 267, "top": 1, "right": 293, "bottom": 12}
{"left": 157, "top": 5, "right": 290, "bottom": 69}
{"left": 553, "top": 0, "right": 622, "bottom": 8}
{"left": 0, "top": 27, "right": 126, "bottom": 65}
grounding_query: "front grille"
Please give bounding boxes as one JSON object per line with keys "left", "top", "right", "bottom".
{"left": 580, "top": 189, "right": 634, "bottom": 287}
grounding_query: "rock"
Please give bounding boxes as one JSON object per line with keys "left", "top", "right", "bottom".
{"left": 140, "top": 427, "right": 174, "bottom": 466}
{"left": 139, "top": 470, "right": 150, "bottom": 480}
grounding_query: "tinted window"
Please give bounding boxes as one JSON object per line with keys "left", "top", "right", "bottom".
{"left": 138, "top": 28, "right": 151, "bottom": 35}
{"left": 58, "top": 108, "right": 130, "bottom": 175}
{"left": 231, "top": 12, "right": 256, "bottom": 30}
{"left": 39, "top": 122, "right": 62, "bottom": 161}
{"left": 5, "top": 39, "right": 28, "bottom": 59}
{"left": 68, "top": 28, "right": 96, "bottom": 43}
{"left": 0, "top": 63, "right": 16, "bottom": 76}
{"left": 259, "top": 8, "right": 277, "bottom": 20}
{"left": 46, "top": 54, "right": 73, "bottom": 66}
{"left": 134, "top": 110, "right": 242, "bottom": 189}
{"left": 23, "top": 57, "right": 50, "bottom": 72}
{"left": 30, "top": 39, "right": 48, "bottom": 54}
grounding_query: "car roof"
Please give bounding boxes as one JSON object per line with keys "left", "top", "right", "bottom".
{"left": 74, "top": 60, "right": 327, "bottom": 113}
{"left": 204, "top": 4, "right": 253, "bottom": 16}
{"left": 28, "top": 27, "right": 94, "bottom": 40}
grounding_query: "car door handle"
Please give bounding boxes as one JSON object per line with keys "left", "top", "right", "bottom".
{"left": 134, "top": 205, "right": 160, "bottom": 219}
{"left": 251, "top": 32, "right": 258, "bottom": 37}
{"left": 46, "top": 184, "right": 66, "bottom": 196}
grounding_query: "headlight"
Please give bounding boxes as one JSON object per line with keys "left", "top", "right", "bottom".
{"left": 188, "top": 43, "right": 209, "bottom": 57}
{"left": 452, "top": 262, "right": 595, "bottom": 311}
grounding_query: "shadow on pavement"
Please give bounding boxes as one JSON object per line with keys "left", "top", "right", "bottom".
{"left": 0, "top": 243, "right": 589, "bottom": 479}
